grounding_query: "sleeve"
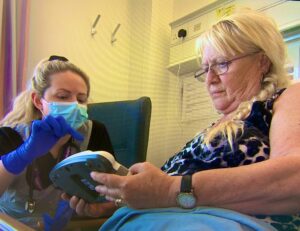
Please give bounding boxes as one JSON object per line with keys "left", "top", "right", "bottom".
{"left": 87, "top": 120, "right": 115, "bottom": 156}
{"left": 0, "top": 127, "right": 23, "bottom": 157}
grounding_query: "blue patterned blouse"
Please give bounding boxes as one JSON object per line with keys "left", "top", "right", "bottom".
{"left": 161, "top": 89, "right": 300, "bottom": 230}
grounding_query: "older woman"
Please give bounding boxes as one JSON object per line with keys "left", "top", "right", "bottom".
{"left": 70, "top": 9, "right": 300, "bottom": 230}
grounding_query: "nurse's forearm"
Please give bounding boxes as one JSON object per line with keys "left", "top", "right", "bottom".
{"left": 0, "top": 161, "right": 16, "bottom": 196}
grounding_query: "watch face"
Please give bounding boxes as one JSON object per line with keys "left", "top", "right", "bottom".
{"left": 177, "top": 193, "right": 196, "bottom": 209}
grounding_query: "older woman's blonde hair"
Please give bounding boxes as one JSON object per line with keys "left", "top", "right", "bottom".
{"left": 198, "top": 8, "right": 291, "bottom": 147}
{"left": 0, "top": 58, "right": 90, "bottom": 127}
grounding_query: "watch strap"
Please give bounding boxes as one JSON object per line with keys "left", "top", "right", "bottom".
{"left": 181, "top": 175, "right": 192, "bottom": 193}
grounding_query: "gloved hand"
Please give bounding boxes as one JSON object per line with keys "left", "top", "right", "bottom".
{"left": 1, "top": 115, "right": 84, "bottom": 175}
{"left": 43, "top": 200, "right": 74, "bottom": 231}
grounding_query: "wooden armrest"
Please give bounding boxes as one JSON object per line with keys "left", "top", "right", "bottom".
{"left": 0, "top": 213, "right": 35, "bottom": 231}
{"left": 36, "top": 216, "right": 108, "bottom": 231}
{"left": 66, "top": 217, "right": 108, "bottom": 229}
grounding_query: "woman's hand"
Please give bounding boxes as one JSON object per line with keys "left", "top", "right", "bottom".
{"left": 1, "top": 115, "right": 84, "bottom": 174}
{"left": 90, "top": 162, "right": 180, "bottom": 209}
{"left": 61, "top": 193, "right": 116, "bottom": 217}
{"left": 25, "top": 115, "right": 84, "bottom": 159}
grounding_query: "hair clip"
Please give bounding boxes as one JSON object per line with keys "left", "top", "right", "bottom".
{"left": 48, "top": 55, "right": 69, "bottom": 62}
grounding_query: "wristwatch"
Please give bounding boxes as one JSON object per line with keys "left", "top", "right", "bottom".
{"left": 176, "top": 175, "right": 197, "bottom": 209}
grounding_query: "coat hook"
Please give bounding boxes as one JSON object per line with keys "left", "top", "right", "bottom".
{"left": 91, "top": 14, "right": 101, "bottom": 36}
{"left": 111, "top": 23, "right": 121, "bottom": 44}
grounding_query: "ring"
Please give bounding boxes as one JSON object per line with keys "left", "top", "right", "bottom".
{"left": 114, "top": 198, "right": 125, "bottom": 207}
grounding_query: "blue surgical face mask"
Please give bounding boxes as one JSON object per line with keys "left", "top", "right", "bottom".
{"left": 44, "top": 101, "right": 88, "bottom": 129}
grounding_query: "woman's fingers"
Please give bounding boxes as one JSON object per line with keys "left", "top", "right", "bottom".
{"left": 61, "top": 192, "right": 71, "bottom": 201}
{"left": 44, "top": 115, "right": 62, "bottom": 135}
{"left": 63, "top": 194, "right": 96, "bottom": 217}
{"left": 95, "top": 185, "right": 121, "bottom": 200}
{"left": 68, "top": 196, "right": 80, "bottom": 210}
{"left": 69, "top": 196, "right": 89, "bottom": 216}
{"left": 91, "top": 172, "right": 127, "bottom": 200}
{"left": 90, "top": 172, "right": 124, "bottom": 188}
{"left": 55, "top": 116, "right": 84, "bottom": 141}
{"left": 90, "top": 163, "right": 153, "bottom": 199}
{"left": 74, "top": 198, "right": 87, "bottom": 216}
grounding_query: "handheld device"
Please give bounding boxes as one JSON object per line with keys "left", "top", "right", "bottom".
{"left": 49, "top": 150, "right": 128, "bottom": 203}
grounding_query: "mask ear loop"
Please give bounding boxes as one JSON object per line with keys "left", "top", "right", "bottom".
{"left": 39, "top": 98, "right": 49, "bottom": 119}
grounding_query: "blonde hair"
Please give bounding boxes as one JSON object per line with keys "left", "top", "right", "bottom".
{"left": 199, "top": 8, "right": 291, "bottom": 147}
{"left": 0, "top": 58, "right": 90, "bottom": 127}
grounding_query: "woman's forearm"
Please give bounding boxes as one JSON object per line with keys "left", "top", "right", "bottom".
{"left": 190, "top": 154, "right": 300, "bottom": 215}
{"left": 0, "top": 162, "right": 15, "bottom": 196}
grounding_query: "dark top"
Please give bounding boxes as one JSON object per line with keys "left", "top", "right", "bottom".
{"left": 0, "top": 120, "right": 114, "bottom": 189}
{"left": 0, "top": 120, "right": 114, "bottom": 228}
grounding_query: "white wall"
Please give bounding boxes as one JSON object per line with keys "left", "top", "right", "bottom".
{"left": 169, "top": 0, "right": 221, "bottom": 146}
{"left": 286, "top": 38, "right": 300, "bottom": 80}
{"left": 27, "top": 0, "right": 192, "bottom": 167}
{"left": 172, "top": 0, "right": 216, "bottom": 21}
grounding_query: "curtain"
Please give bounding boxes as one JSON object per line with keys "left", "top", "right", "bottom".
{"left": 0, "top": 0, "right": 30, "bottom": 118}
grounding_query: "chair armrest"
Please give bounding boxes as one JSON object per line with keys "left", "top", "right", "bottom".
{"left": 0, "top": 213, "right": 35, "bottom": 231}
{"left": 66, "top": 217, "right": 108, "bottom": 231}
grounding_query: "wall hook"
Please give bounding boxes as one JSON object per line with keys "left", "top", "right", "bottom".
{"left": 111, "top": 23, "right": 121, "bottom": 44}
{"left": 91, "top": 14, "right": 101, "bottom": 36}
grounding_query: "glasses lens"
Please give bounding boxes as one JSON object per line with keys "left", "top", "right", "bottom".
{"left": 214, "top": 62, "right": 228, "bottom": 75}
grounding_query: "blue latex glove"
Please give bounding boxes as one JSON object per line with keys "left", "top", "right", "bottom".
{"left": 1, "top": 115, "right": 84, "bottom": 174}
{"left": 43, "top": 200, "right": 74, "bottom": 231}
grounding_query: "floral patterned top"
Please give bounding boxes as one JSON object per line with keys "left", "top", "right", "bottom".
{"left": 161, "top": 88, "right": 300, "bottom": 230}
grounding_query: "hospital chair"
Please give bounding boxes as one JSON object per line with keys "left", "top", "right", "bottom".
{"left": 66, "top": 96, "right": 152, "bottom": 230}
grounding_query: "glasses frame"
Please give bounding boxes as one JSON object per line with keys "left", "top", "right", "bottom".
{"left": 194, "top": 51, "right": 260, "bottom": 82}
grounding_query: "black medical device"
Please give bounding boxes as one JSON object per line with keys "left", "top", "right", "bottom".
{"left": 49, "top": 151, "right": 128, "bottom": 203}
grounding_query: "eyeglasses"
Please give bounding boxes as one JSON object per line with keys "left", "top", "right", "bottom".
{"left": 194, "top": 52, "right": 260, "bottom": 82}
